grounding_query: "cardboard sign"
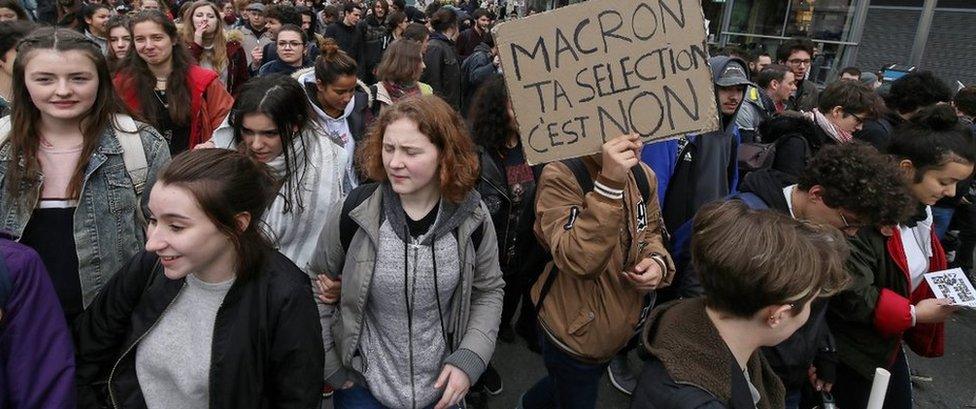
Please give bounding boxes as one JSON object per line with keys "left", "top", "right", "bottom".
{"left": 494, "top": 0, "right": 720, "bottom": 164}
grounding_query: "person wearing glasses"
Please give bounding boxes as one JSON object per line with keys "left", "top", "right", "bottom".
{"left": 668, "top": 143, "right": 916, "bottom": 408}
{"left": 779, "top": 81, "right": 884, "bottom": 170}
{"left": 258, "top": 24, "right": 312, "bottom": 76}
{"left": 777, "top": 37, "right": 819, "bottom": 112}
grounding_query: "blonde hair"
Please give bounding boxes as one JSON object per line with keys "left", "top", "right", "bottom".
{"left": 179, "top": 1, "right": 229, "bottom": 73}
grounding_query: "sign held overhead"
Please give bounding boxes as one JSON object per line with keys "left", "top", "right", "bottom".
{"left": 494, "top": 0, "right": 720, "bottom": 164}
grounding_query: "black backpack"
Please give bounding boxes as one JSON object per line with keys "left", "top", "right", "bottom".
{"left": 532, "top": 158, "right": 652, "bottom": 315}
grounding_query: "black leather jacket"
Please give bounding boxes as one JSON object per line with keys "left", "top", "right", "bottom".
{"left": 475, "top": 146, "right": 545, "bottom": 278}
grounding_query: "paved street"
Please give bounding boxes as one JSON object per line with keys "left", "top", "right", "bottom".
{"left": 323, "top": 309, "right": 976, "bottom": 408}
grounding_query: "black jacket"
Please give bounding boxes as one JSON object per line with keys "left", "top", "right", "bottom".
{"left": 758, "top": 115, "right": 817, "bottom": 178}
{"left": 324, "top": 21, "right": 364, "bottom": 62}
{"left": 475, "top": 145, "right": 545, "bottom": 279}
{"left": 460, "top": 42, "right": 496, "bottom": 114}
{"left": 738, "top": 170, "right": 838, "bottom": 388}
{"left": 632, "top": 299, "right": 785, "bottom": 409}
{"left": 74, "top": 250, "right": 324, "bottom": 409}
{"left": 668, "top": 170, "right": 837, "bottom": 389}
{"left": 421, "top": 32, "right": 462, "bottom": 111}
{"left": 853, "top": 111, "right": 903, "bottom": 152}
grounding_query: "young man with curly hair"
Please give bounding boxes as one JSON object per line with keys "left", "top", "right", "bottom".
{"left": 668, "top": 143, "right": 914, "bottom": 409}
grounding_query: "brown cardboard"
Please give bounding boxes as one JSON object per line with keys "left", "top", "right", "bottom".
{"left": 494, "top": 0, "right": 719, "bottom": 164}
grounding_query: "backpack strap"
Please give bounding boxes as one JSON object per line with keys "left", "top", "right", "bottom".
{"left": 113, "top": 114, "right": 149, "bottom": 195}
{"left": 563, "top": 157, "right": 594, "bottom": 194}
{"left": 0, "top": 115, "right": 10, "bottom": 146}
{"left": 0, "top": 115, "right": 147, "bottom": 194}
{"left": 733, "top": 192, "right": 769, "bottom": 210}
{"left": 340, "top": 183, "right": 381, "bottom": 255}
{"left": 534, "top": 158, "right": 595, "bottom": 317}
{"left": 630, "top": 164, "right": 651, "bottom": 204}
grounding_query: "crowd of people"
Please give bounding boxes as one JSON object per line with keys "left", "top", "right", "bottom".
{"left": 0, "top": 0, "right": 973, "bottom": 408}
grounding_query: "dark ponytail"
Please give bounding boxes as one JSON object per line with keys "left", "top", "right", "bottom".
{"left": 313, "top": 38, "right": 357, "bottom": 85}
{"left": 157, "top": 149, "right": 278, "bottom": 280}
{"left": 888, "top": 104, "right": 976, "bottom": 181}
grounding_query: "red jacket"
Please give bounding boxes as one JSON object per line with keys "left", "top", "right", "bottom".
{"left": 114, "top": 65, "right": 234, "bottom": 149}
{"left": 875, "top": 228, "right": 946, "bottom": 358}
{"left": 187, "top": 40, "right": 250, "bottom": 96}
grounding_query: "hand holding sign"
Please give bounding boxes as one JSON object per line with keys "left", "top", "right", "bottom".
{"left": 601, "top": 134, "right": 642, "bottom": 183}
{"left": 494, "top": 0, "right": 719, "bottom": 164}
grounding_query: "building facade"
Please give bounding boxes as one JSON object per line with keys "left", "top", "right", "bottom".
{"left": 699, "top": 0, "right": 976, "bottom": 85}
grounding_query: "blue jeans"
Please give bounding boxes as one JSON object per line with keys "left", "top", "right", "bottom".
{"left": 932, "top": 206, "right": 955, "bottom": 240}
{"left": 334, "top": 385, "right": 462, "bottom": 409}
{"left": 521, "top": 332, "right": 608, "bottom": 409}
{"left": 784, "top": 388, "right": 802, "bottom": 409}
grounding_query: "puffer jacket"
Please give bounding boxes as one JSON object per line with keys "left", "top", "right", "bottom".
{"left": 114, "top": 66, "right": 234, "bottom": 151}
{"left": 531, "top": 157, "right": 674, "bottom": 362}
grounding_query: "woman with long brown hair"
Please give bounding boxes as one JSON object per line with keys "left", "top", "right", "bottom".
{"left": 74, "top": 149, "right": 324, "bottom": 408}
{"left": 115, "top": 10, "right": 234, "bottom": 155}
{"left": 0, "top": 27, "right": 170, "bottom": 323}
{"left": 179, "top": 0, "right": 249, "bottom": 94}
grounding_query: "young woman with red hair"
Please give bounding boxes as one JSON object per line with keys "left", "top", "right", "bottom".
{"left": 310, "top": 95, "right": 504, "bottom": 409}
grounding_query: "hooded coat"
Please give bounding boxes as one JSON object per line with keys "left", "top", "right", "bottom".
{"left": 659, "top": 56, "right": 743, "bottom": 234}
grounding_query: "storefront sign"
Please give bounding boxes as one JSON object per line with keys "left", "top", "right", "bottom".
{"left": 495, "top": 0, "right": 720, "bottom": 164}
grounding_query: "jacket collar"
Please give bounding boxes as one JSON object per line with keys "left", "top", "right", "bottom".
{"left": 643, "top": 298, "right": 785, "bottom": 408}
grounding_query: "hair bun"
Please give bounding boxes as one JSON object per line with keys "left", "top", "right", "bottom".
{"left": 912, "top": 104, "right": 959, "bottom": 131}
{"left": 319, "top": 38, "right": 340, "bottom": 58}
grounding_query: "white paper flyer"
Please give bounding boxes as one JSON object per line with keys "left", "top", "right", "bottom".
{"left": 924, "top": 268, "right": 976, "bottom": 308}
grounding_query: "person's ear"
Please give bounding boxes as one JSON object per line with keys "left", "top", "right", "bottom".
{"left": 898, "top": 159, "right": 916, "bottom": 178}
{"left": 807, "top": 185, "right": 825, "bottom": 204}
{"left": 234, "top": 211, "right": 252, "bottom": 232}
{"left": 829, "top": 105, "right": 845, "bottom": 119}
{"left": 765, "top": 304, "right": 794, "bottom": 327}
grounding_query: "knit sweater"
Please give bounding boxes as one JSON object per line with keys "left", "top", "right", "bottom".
{"left": 361, "top": 215, "right": 460, "bottom": 408}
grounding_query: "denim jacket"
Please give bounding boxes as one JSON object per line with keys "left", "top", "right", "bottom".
{"left": 0, "top": 122, "right": 170, "bottom": 307}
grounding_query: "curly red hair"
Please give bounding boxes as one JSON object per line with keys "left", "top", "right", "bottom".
{"left": 358, "top": 95, "right": 479, "bottom": 203}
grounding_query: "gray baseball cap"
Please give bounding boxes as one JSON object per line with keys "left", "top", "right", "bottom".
{"left": 245, "top": 2, "right": 265, "bottom": 12}
{"left": 715, "top": 60, "right": 754, "bottom": 88}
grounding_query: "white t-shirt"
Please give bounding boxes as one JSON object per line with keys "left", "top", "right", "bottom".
{"left": 898, "top": 207, "right": 934, "bottom": 292}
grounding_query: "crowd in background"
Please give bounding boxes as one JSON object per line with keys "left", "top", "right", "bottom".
{"left": 0, "top": 0, "right": 974, "bottom": 409}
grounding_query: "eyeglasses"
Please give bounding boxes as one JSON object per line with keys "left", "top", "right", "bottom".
{"left": 787, "top": 58, "right": 812, "bottom": 66}
{"left": 277, "top": 41, "right": 303, "bottom": 49}
{"left": 839, "top": 212, "right": 865, "bottom": 232}
{"left": 844, "top": 110, "right": 866, "bottom": 125}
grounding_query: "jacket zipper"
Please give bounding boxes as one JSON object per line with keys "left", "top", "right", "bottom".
{"left": 107, "top": 282, "right": 186, "bottom": 408}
